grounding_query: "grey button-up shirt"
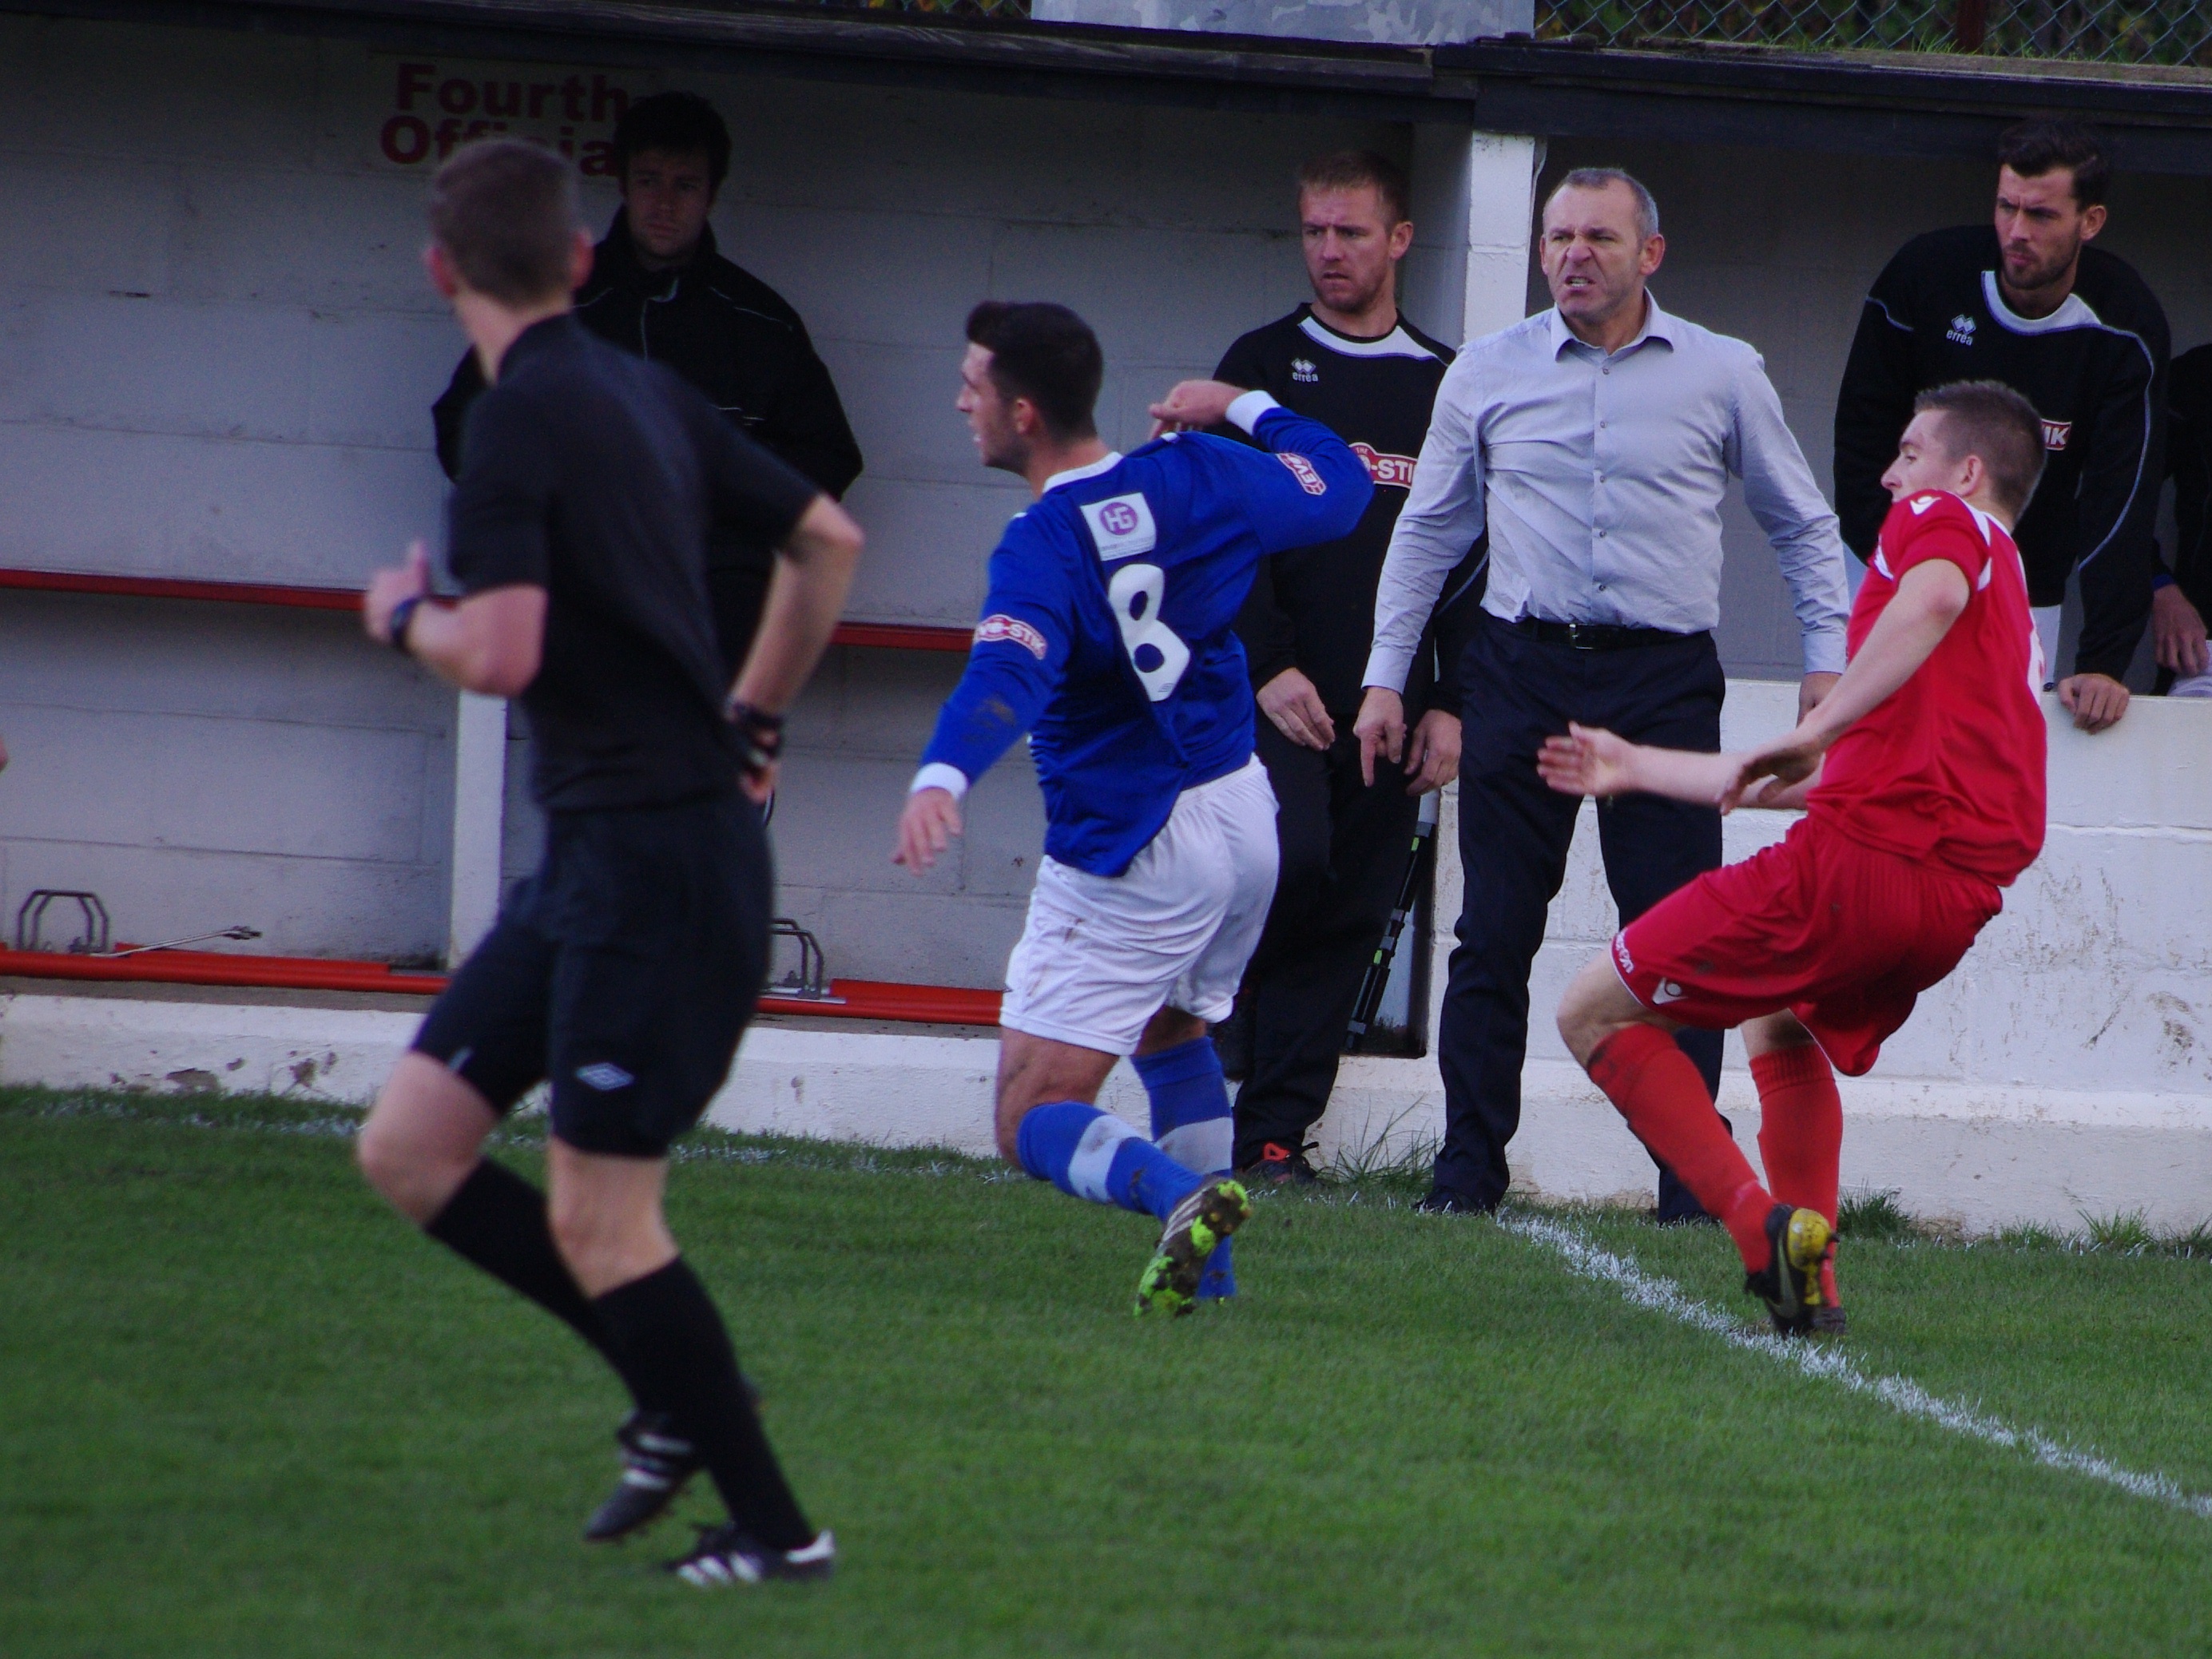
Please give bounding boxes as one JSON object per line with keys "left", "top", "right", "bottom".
{"left": 1364, "top": 296, "right": 1852, "bottom": 692}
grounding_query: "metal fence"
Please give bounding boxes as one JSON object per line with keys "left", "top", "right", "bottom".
{"left": 1535, "top": 1, "right": 2212, "bottom": 65}
{"left": 789, "top": 0, "right": 2212, "bottom": 64}
{"left": 841, "top": 0, "right": 1031, "bottom": 16}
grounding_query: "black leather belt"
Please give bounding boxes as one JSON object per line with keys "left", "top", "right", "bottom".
{"left": 1507, "top": 616, "right": 1703, "bottom": 652}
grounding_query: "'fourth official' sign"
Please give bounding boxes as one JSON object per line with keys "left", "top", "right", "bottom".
{"left": 370, "top": 56, "right": 659, "bottom": 173}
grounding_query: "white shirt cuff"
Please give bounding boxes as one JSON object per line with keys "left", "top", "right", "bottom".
{"left": 910, "top": 763, "right": 970, "bottom": 800}
{"left": 1802, "top": 630, "right": 1848, "bottom": 677}
{"left": 1360, "top": 647, "right": 1415, "bottom": 697}
{"left": 1225, "top": 390, "right": 1280, "bottom": 435}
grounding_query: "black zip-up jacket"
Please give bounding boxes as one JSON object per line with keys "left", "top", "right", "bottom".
{"left": 2165, "top": 343, "right": 2212, "bottom": 617}
{"left": 1214, "top": 305, "right": 1483, "bottom": 723}
{"left": 432, "top": 210, "right": 862, "bottom": 672}
{"left": 1833, "top": 224, "right": 2167, "bottom": 681}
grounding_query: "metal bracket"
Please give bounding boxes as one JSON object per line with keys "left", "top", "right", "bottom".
{"left": 767, "top": 918, "right": 844, "bottom": 1003}
{"left": 15, "top": 890, "right": 112, "bottom": 955}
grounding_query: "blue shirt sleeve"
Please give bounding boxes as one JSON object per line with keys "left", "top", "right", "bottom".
{"left": 1231, "top": 404, "right": 1374, "bottom": 554}
{"left": 918, "top": 522, "right": 1075, "bottom": 788}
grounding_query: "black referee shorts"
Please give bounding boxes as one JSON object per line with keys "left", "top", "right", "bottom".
{"left": 412, "top": 793, "right": 772, "bottom": 1158}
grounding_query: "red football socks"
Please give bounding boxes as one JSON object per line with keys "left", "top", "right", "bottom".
{"left": 1587, "top": 1023, "right": 1773, "bottom": 1270}
{"left": 1752, "top": 1043, "right": 1845, "bottom": 1304}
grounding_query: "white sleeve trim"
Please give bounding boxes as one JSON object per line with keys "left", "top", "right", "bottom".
{"left": 910, "top": 763, "right": 971, "bottom": 800}
{"left": 1225, "top": 390, "right": 1281, "bottom": 435}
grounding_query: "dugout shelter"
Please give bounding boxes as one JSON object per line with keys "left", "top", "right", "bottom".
{"left": 4, "top": 2, "right": 2212, "bottom": 1189}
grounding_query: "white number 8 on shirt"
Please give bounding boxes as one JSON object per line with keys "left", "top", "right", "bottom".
{"left": 1108, "top": 562, "right": 1192, "bottom": 701}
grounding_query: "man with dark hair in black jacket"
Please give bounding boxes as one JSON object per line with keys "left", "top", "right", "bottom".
{"left": 1833, "top": 116, "right": 2166, "bottom": 734}
{"left": 1210, "top": 151, "right": 1482, "bottom": 1184}
{"left": 432, "top": 91, "right": 863, "bottom": 677}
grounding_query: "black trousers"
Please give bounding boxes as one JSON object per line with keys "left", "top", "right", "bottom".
{"left": 1229, "top": 716, "right": 1422, "bottom": 1169}
{"left": 1434, "top": 613, "right": 1730, "bottom": 1216}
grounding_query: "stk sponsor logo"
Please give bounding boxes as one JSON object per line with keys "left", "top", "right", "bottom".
{"left": 974, "top": 613, "right": 1048, "bottom": 661}
{"left": 2041, "top": 419, "right": 2071, "bottom": 451}
{"left": 1946, "top": 314, "right": 1977, "bottom": 346}
{"left": 1352, "top": 443, "right": 1418, "bottom": 489}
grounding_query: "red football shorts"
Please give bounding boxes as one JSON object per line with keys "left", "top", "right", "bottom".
{"left": 1610, "top": 816, "right": 2004, "bottom": 1077}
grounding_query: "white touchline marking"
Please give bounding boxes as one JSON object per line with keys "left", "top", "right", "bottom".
{"left": 1499, "top": 1209, "right": 2212, "bottom": 1520}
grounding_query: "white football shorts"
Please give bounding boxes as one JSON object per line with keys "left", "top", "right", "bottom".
{"left": 999, "top": 756, "right": 1279, "bottom": 1056}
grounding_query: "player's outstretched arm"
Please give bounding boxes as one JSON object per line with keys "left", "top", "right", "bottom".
{"left": 1538, "top": 724, "right": 1745, "bottom": 806}
{"left": 1718, "top": 555, "right": 1971, "bottom": 812}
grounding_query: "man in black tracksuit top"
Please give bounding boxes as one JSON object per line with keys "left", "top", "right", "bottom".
{"left": 359, "top": 140, "right": 864, "bottom": 1590}
{"left": 2153, "top": 343, "right": 2212, "bottom": 695}
{"left": 1212, "top": 153, "right": 1482, "bottom": 1181}
{"left": 432, "top": 92, "right": 863, "bottom": 678}
{"left": 1833, "top": 118, "right": 2166, "bottom": 732}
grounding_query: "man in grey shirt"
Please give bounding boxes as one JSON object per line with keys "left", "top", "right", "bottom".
{"left": 1354, "top": 168, "right": 1852, "bottom": 1217}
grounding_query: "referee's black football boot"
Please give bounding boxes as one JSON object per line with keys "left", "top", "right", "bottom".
{"left": 1135, "top": 1177, "right": 1252, "bottom": 1317}
{"left": 1745, "top": 1204, "right": 1834, "bottom": 1336}
{"left": 667, "top": 1524, "right": 836, "bottom": 1587}
{"left": 584, "top": 1410, "right": 705, "bottom": 1543}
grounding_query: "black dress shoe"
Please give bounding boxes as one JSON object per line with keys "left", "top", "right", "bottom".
{"left": 1414, "top": 1188, "right": 1493, "bottom": 1216}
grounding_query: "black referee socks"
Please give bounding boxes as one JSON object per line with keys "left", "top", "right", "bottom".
{"left": 424, "top": 1159, "right": 654, "bottom": 1410}
{"left": 593, "top": 1258, "right": 814, "bottom": 1551}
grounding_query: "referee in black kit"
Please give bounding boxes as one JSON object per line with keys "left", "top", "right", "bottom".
{"left": 355, "top": 141, "right": 863, "bottom": 1590}
{"left": 1211, "top": 151, "right": 1481, "bottom": 1184}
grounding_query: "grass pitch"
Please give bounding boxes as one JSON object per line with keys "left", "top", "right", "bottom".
{"left": 6, "top": 1087, "right": 2212, "bottom": 1657}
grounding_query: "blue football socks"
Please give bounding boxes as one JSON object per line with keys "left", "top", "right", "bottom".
{"left": 1015, "top": 1100, "right": 1202, "bottom": 1222}
{"left": 1132, "top": 1037, "right": 1237, "bottom": 1300}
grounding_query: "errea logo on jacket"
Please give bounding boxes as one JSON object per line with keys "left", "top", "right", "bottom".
{"left": 1947, "top": 314, "right": 1977, "bottom": 346}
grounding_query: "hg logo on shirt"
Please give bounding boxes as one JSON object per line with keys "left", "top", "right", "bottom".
{"left": 1947, "top": 314, "right": 1977, "bottom": 346}
{"left": 1080, "top": 491, "right": 1158, "bottom": 561}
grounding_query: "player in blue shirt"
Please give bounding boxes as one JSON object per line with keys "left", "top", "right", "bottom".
{"left": 895, "top": 301, "right": 1371, "bottom": 1315}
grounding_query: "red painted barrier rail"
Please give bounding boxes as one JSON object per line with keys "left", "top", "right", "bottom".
{"left": 0, "top": 568, "right": 974, "bottom": 653}
{"left": 0, "top": 947, "right": 1002, "bottom": 1026}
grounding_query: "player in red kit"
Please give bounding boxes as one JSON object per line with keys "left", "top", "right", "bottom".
{"left": 1539, "top": 379, "right": 2050, "bottom": 1335}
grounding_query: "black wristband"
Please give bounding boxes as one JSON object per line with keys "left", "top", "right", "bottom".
{"left": 387, "top": 594, "right": 424, "bottom": 657}
{"left": 725, "top": 700, "right": 786, "bottom": 783}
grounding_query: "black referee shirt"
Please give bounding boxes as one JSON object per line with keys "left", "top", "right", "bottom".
{"left": 447, "top": 315, "right": 818, "bottom": 812}
{"left": 1833, "top": 224, "right": 2168, "bottom": 681}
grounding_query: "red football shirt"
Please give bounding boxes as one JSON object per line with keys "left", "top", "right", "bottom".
{"left": 1806, "top": 490, "right": 2047, "bottom": 886}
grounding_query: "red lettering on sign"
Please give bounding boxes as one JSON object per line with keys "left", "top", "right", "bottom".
{"left": 528, "top": 82, "right": 559, "bottom": 119}
{"left": 591, "top": 74, "right": 629, "bottom": 123}
{"left": 581, "top": 141, "right": 616, "bottom": 177}
{"left": 562, "top": 77, "right": 588, "bottom": 121}
{"left": 380, "top": 115, "right": 431, "bottom": 165}
{"left": 437, "top": 77, "right": 478, "bottom": 116}
{"left": 483, "top": 81, "right": 522, "bottom": 118}
{"left": 395, "top": 62, "right": 435, "bottom": 112}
